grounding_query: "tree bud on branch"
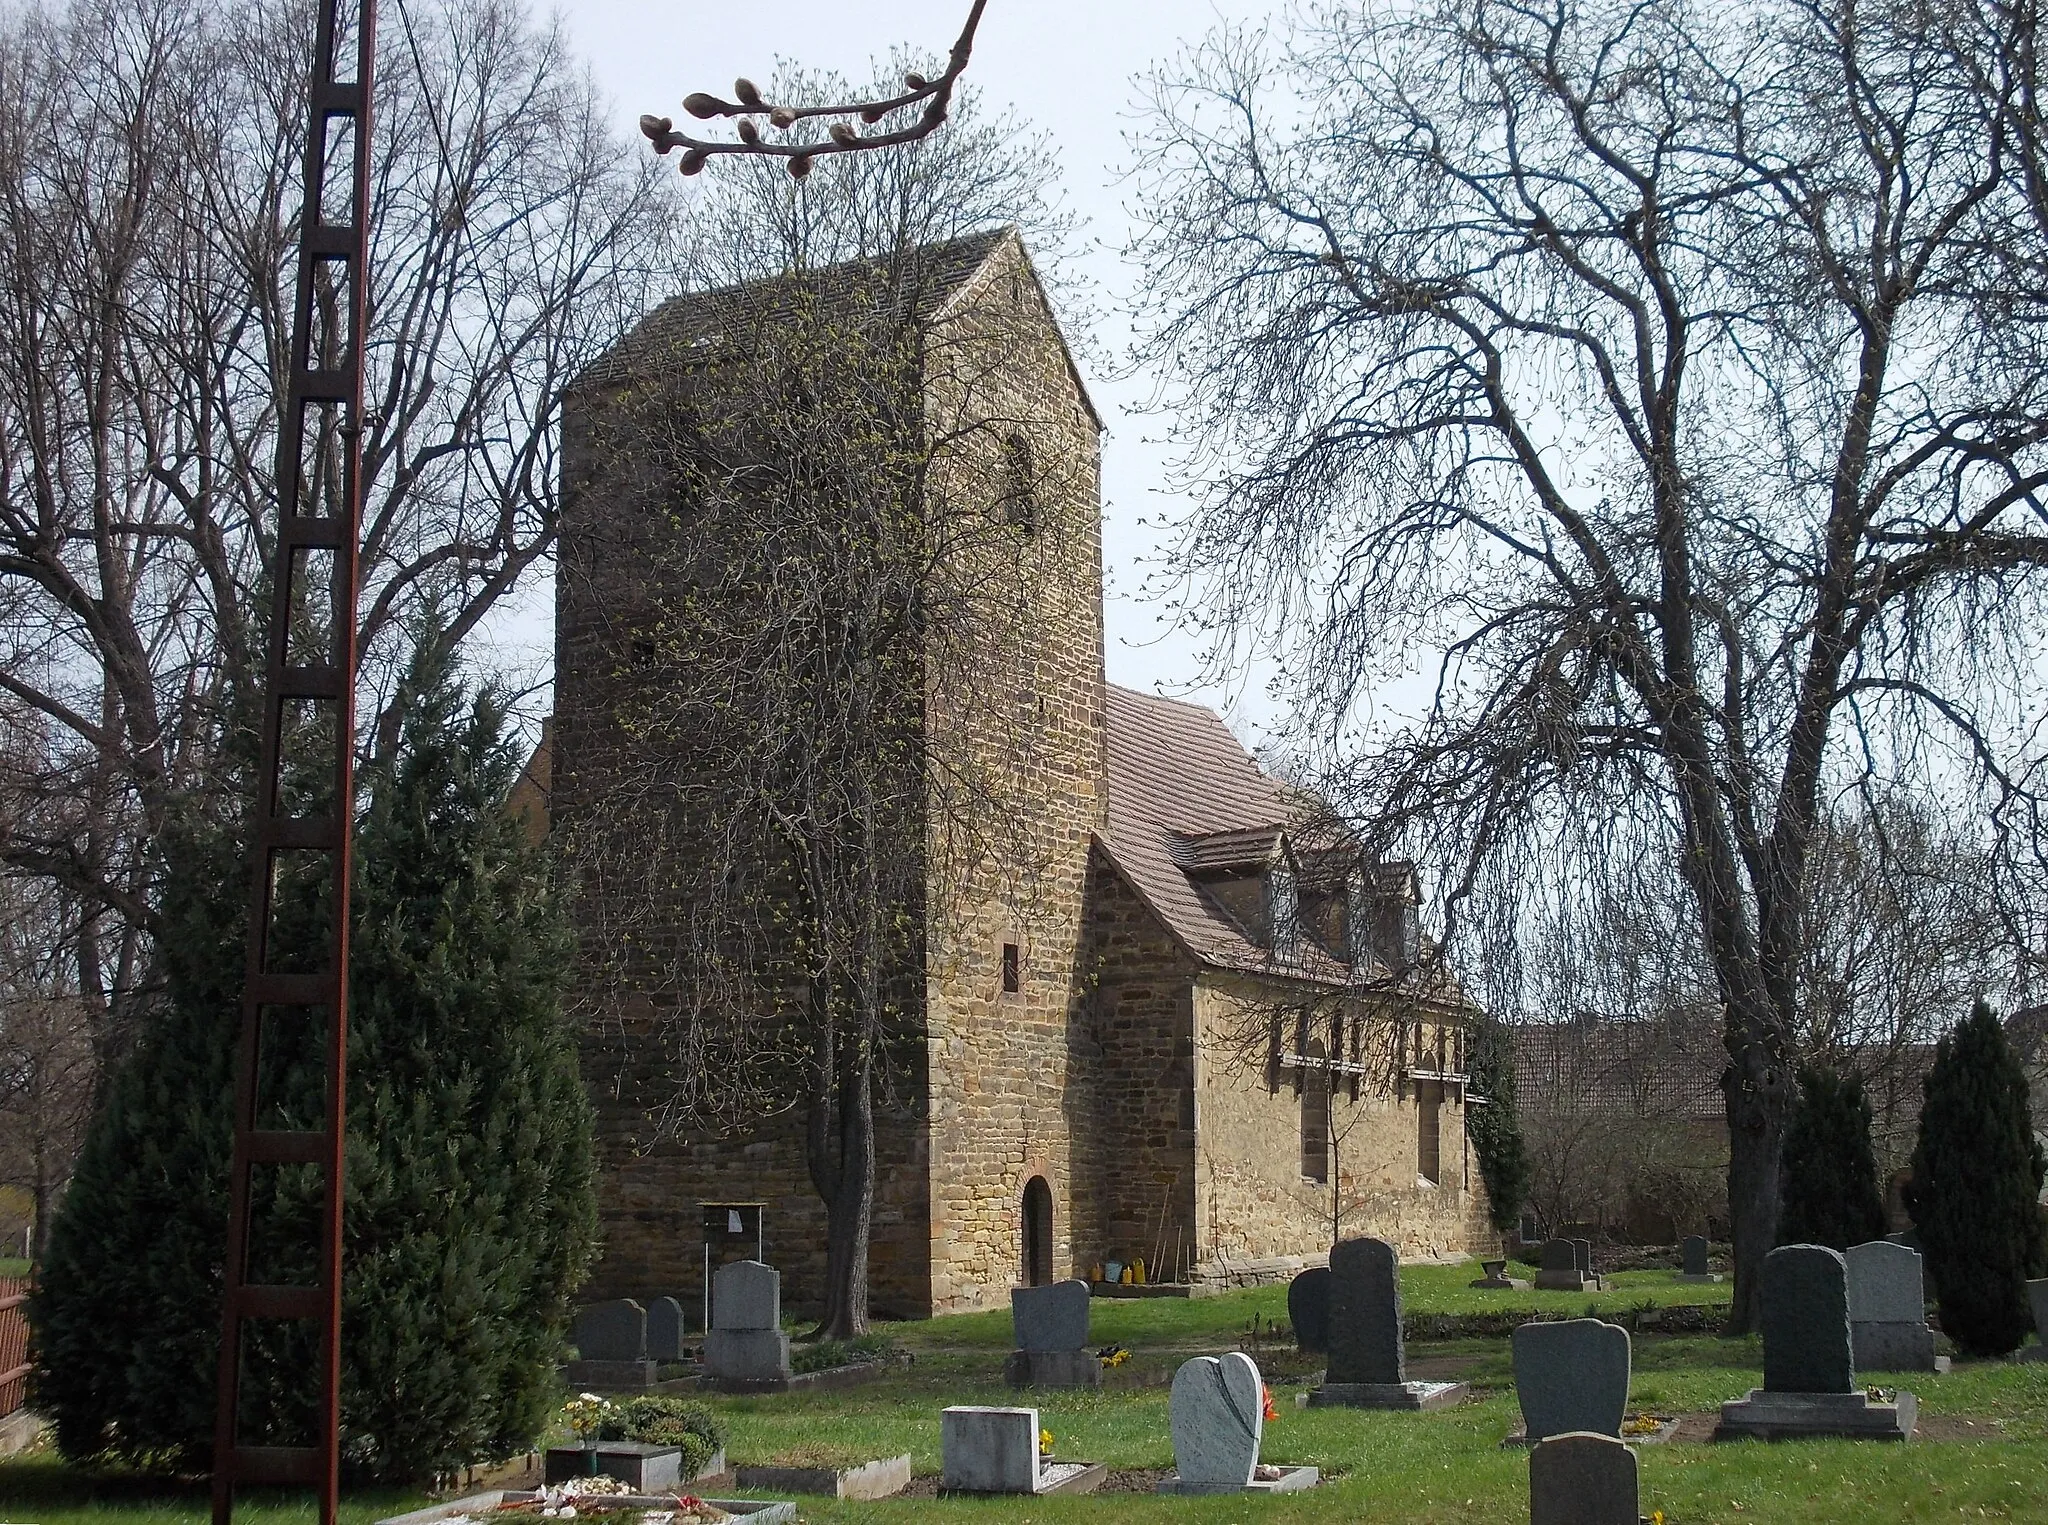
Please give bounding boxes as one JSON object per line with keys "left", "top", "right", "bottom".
{"left": 734, "top": 78, "right": 763, "bottom": 105}
{"left": 683, "top": 92, "right": 725, "bottom": 120}
{"left": 788, "top": 152, "right": 814, "bottom": 179}
{"left": 771, "top": 107, "right": 797, "bottom": 130}
{"left": 829, "top": 121, "right": 859, "bottom": 146}
{"left": 904, "top": 71, "right": 928, "bottom": 89}
{"left": 736, "top": 117, "right": 760, "bottom": 144}
{"left": 680, "top": 148, "right": 708, "bottom": 175}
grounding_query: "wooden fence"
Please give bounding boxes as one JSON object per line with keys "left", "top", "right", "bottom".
{"left": 0, "top": 1276, "right": 27, "bottom": 1419}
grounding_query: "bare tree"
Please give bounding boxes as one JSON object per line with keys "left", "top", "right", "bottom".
{"left": 1128, "top": 0, "right": 2048, "bottom": 1327}
{"left": 0, "top": 0, "right": 674, "bottom": 1065}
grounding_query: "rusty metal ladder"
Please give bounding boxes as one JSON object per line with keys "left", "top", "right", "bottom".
{"left": 211, "top": 1, "right": 374, "bottom": 1520}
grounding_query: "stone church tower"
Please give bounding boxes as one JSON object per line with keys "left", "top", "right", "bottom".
{"left": 550, "top": 227, "right": 1492, "bottom": 1322}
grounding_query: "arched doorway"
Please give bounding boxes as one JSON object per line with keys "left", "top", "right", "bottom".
{"left": 1022, "top": 1176, "right": 1054, "bottom": 1286}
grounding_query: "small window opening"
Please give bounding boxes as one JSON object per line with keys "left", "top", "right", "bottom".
{"left": 1300, "top": 1039, "right": 1329, "bottom": 1183}
{"left": 999, "top": 434, "right": 1037, "bottom": 532}
{"left": 1001, "top": 942, "right": 1020, "bottom": 994}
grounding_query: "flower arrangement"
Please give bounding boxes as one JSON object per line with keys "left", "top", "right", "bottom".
{"left": 1620, "top": 1412, "right": 1669, "bottom": 1437}
{"left": 1097, "top": 1343, "right": 1130, "bottom": 1368}
{"left": 561, "top": 1393, "right": 615, "bottom": 1443}
{"left": 1039, "top": 1428, "right": 1055, "bottom": 1457}
{"left": 1261, "top": 1384, "right": 1279, "bottom": 1422}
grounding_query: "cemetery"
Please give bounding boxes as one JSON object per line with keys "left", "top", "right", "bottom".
{"left": 8, "top": 1238, "right": 2048, "bottom": 1522}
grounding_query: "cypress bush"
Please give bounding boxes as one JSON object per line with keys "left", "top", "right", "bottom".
{"left": 1907, "top": 1000, "right": 2048, "bottom": 1357}
{"left": 1466, "top": 1015, "right": 1531, "bottom": 1235}
{"left": 31, "top": 647, "right": 596, "bottom": 1479}
{"left": 1778, "top": 1065, "right": 1888, "bottom": 1250}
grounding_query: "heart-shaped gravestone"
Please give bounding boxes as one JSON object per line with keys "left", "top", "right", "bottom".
{"left": 1169, "top": 1352, "right": 1263, "bottom": 1488}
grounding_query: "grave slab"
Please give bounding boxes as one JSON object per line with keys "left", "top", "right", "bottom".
{"left": 1715, "top": 1387, "right": 1917, "bottom": 1441}
{"left": 704, "top": 1327, "right": 792, "bottom": 1384}
{"left": 1158, "top": 1465, "right": 1320, "bottom": 1495}
{"left": 376, "top": 1496, "right": 796, "bottom": 1525}
{"left": 558, "top": 1358, "right": 656, "bottom": 1391}
{"left": 736, "top": 1454, "right": 912, "bottom": 1499}
{"left": 1004, "top": 1348, "right": 1103, "bottom": 1389}
{"left": 1528, "top": 1432, "right": 1639, "bottom": 1525}
{"left": 544, "top": 1441, "right": 684, "bottom": 1492}
{"left": 1307, "top": 1380, "right": 1467, "bottom": 1410}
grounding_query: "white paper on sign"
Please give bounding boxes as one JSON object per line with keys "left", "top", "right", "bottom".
{"left": 728, "top": 1210, "right": 743, "bottom": 1234}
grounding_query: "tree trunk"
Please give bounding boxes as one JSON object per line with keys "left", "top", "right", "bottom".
{"left": 1721, "top": 1014, "right": 1795, "bottom": 1333}
{"left": 815, "top": 1041, "right": 875, "bottom": 1339}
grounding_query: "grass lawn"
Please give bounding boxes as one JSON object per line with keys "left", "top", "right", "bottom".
{"left": 6, "top": 1264, "right": 2048, "bottom": 1524}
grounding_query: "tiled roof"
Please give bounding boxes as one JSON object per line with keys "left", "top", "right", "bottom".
{"left": 1098, "top": 684, "right": 1365, "bottom": 986}
{"left": 1510, "top": 1015, "right": 1726, "bottom": 1122}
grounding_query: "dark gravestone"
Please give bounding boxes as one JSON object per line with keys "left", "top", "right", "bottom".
{"left": 645, "top": 1296, "right": 685, "bottom": 1361}
{"left": 1513, "top": 1319, "right": 1631, "bottom": 1444}
{"left": 1764, "top": 1244, "right": 1854, "bottom": 1393}
{"left": 1572, "top": 1239, "right": 1594, "bottom": 1277}
{"left": 1289, "top": 1267, "right": 1332, "bottom": 1354}
{"left": 1683, "top": 1235, "right": 1710, "bottom": 1277}
{"left": 1540, "top": 1240, "right": 1577, "bottom": 1274}
{"left": 1326, "top": 1237, "right": 1403, "bottom": 1385}
{"left": 1529, "top": 1432, "right": 1638, "bottom": 1525}
{"left": 573, "top": 1298, "right": 647, "bottom": 1362}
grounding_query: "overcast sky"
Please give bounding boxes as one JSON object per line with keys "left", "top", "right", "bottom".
{"left": 480, "top": 0, "right": 1287, "bottom": 748}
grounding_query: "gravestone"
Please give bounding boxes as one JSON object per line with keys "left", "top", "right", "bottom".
{"left": 1005, "top": 1279, "right": 1100, "bottom": 1389}
{"left": 1168, "top": 1353, "right": 1261, "bottom": 1488}
{"left": 1012, "top": 1280, "right": 1090, "bottom": 1352}
{"left": 1307, "top": 1237, "right": 1466, "bottom": 1410}
{"left": 573, "top": 1299, "right": 646, "bottom": 1362}
{"left": 2029, "top": 1279, "right": 2048, "bottom": 1358}
{"left": 1534, "top": 1239, "right": 1591, "bottom": 1292}
{"left": 563, "top": 1298, "right": 656, "bottom": 1389}
{"left": 1677, "top": 1234, "right": 1719, "bottom": 1283}
{"left": 1764, "top": 1243, "right": 1853, "bottom": 1393}
{"left": 1847, "top": 1240, "right": 1942, "bottom": 1372}
{"left": 1470, "top": 1258, "right": 1518, "bottom": 1290}
{"left": 1717, "top": 1244, "right": 1916, "bottom": 1439}
{"left": 1572, "top": 1239, "right": 1601, "bottom": 1288}
{"left": 645, "top": 1296, "right": 685, "bottom": 1362}
{"left": 703, "top": 1260, "right": 792, "bottom": 1391}
{"left": 941, "top": 1406, "right": 1040, "bottom": 1493}
{"left": 1157, "top": 1353, "right": 1319, "bottom": 1495}
{"left": 940, "top": 1405, "right": 1104, "bottom": 1495}
{"left": 1289, "top": 1266, "right": 1331, "bottom": 1353}
{"left": 1528, "top": 1432, "right": 1638, "bottom": 1525}
{"left": 1512, "top": 1319, "right": 1630, "bottom": 1445}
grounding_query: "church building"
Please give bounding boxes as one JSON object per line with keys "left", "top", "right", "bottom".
{"left": 541, "top": 227, "right": 1492, "bottom": 1319}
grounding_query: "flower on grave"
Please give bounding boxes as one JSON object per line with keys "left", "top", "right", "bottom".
{"left": 561, "top": 1392, "right": 614, "bottom": 1441}
{"left": 1039, "top": 1428, "right": 1055, "bottom": 1456}
{"left": 1262, "top": 1384, "right": 1278, "bottom": 1422}
{"left": 1651, "top": 1514, "right": 1665, "bottom": 1525}
{"left": 1097, "top": 1343, "right": 1130, "bottom": 1368}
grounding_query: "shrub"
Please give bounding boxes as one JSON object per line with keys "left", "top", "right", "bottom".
{"left": 1907, "top": 1000, "right": 2048, "bottom": 1357}
{"left": 1465, "top": 1015, "right": 1531, "bottom": 1235}
{"left": 31, "top": 646, "right": 597, "bottom": 1479}
{"left": 601, "top": 1396, "right": 726, "bottom": 1476}
{"left": 1778, "top": 1066, "right": 1888, "bottom": 1250}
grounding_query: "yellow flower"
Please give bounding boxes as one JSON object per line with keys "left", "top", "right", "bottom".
{"left": 1039, "top": 1428, "right": 1054, "bottom": 1456}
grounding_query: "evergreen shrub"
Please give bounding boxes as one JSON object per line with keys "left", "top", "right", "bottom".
{"left": 31, "top": 648, "right": 596, "bottom": 1479}
{"left": 1465, "top": 1015, "right": 1531, "bottom": 1234}
{"left": 1778, "top": 1065, "right": 1888, "bottom": 1249}
{"left": 1907, "top": 1000, "right": 2048, "bottom": 1356}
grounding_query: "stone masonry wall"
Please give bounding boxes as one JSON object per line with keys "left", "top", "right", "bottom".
{"left": 1191, "top": 976, "right": 1494, "bottom": 1274}
{"left": 1075, "top": 846, "right": 1198, "bottom": 1281}
{"left": 917, "top": 236, "right": 1108, "bottom": 1313}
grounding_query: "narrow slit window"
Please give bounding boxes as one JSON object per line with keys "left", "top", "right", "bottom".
{"left": 1001, "top": 942, "right": 1020, "bottom": 995}
{"left": 1300, "top": 1039, "right": 1329, "bottom": 1183}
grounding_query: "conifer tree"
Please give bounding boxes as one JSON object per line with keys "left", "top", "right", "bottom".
{"left": 31, "top": 646, "right": 596, "bottom": 1478}
{"left": 1465, "top": 1015, "right": 1530, "bottom": 1235}
{"left": 1778, "top": 1066, "right": 1888, "bottom": 1250}
{"left": 1907, "top": 1000, "right": 2048, "bottom": 1356}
